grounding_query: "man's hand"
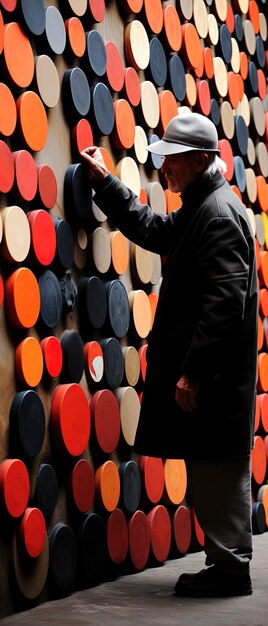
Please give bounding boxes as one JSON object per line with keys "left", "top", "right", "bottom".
{"left": 175, "top": 374, "right": 200, "bottom": 412}
{"left": 80, "top": 146, "right": 109, "bottom": 180}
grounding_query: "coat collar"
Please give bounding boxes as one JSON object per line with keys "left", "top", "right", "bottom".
{"left": 180, "top": 170, "right": 226, "bottom": 208}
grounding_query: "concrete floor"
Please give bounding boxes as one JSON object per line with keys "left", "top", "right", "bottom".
{"left": 1, "top": 533, "right": 268, "bottom": 626}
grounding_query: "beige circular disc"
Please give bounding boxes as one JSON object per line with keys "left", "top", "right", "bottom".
{"left": 151, "top": 253, "right": 162, "bottom": 285}
{"left": 35, "top": 55, "right": 60, "bottom": 108}
{"left": 124, "top": 20, "right": 150, "bottom": 71}
{"left": 256, "top": 143, "right": 268, "bottom": 178}
{"left": 1, "top": 205, "right": 30, "bottom": 262}
{"left": 259, "top": 13, "right": 267, "bottom": 42}
{"left": 193, "top": 0, "right": 208, "bottom": 39}
{"left": 213, "top": 57, "right": 228, "bottom": 97}
{"left": 214, "top": 0, "right": 227, "bottom": 21}
{"left": 115, "top": 386, "right": 140, "bottom": 446}
{"left": 231, "top": 38, "right": 240, "bottom": 73}
{"left": 220, "top": 101, "right": 235, "bottom": 139}
{"left": 236, "top": 93, "right": 250, "bottom": 127}
{"left": 178, "top": 105, "right": 192, "bottom": 116}
{"left": 116, "top": 157, "right": 141, "bottom": 196}
{"left": 122, "top": 346, "right": 140, "bottom": 387}
{"left": 246, "top": 208, "right": 256, "bottom": 237}
{"left": 12, "top": 533, "right": 49, "bottom": 600}
{"left": 140, "top": 81, "right": 160, "bottom": 129}
{"left": 74, "top": 235, "right": 86, "bottom": 269}
{"left": 247, "top": 137, "right": 256, "bottom": 166}
{"left": 207, "top": 13, "right": 219, "bottom": 45}
{"left": 134, "top": 126, "right": 148, "bottom": 164}
{"left": 250, "top": 97, "right": 265, "bottom": 137}
{"left": 243, "top": 20, "right": 256, "bottom": 56}
{"left": 130, "top": 242, "right": 153, "bottom": 285}
{"left": 92, "top": 195, "right": 107, "bottom": 223}
{"left": 145, "top": 182, "right": 166, "bottom": 214}
{"left": 128, "top": 289, "right": 152, "bottom": 338}
{"left": 178, "top": 0, "right": 193, "bottom": 20}
{"left": 67, "top": 0, "right": 87, "bottom": 15}
{"left": 92, "top": 227, "right": 111, "bottom": 274}
{"left": 255, "top": 213, "right": 265, "bottom": 247}
{"left": 77, "top": 228, "right": 87, "bottom": 250}
{"left": 235, "top": 0, "right": 249, "bottom": 15}
{"left": 245, "top": 168, "right": 257, "bottom": 203}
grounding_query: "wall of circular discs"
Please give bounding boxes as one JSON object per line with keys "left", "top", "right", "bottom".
{"left": 0, "top": 0, "right": 267, "bottom": 616}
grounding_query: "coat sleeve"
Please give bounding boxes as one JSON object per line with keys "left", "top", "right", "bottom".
{"left": 93, "top": 176, "right": 177, "bottom": 255}
{"left": 181, "top": 216, "right": 251, "bottom": 382}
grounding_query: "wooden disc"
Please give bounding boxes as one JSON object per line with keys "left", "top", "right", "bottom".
{"left": 226, "top": 2, "right": 235, "bottom": 32}
{"left": 65, "top": 17, "right": 86, "bottom": 58}
{"left": 15, "top": 337, "right": 43, "bottom": 387}
{"left": 19, "top": 507, "right": 46, "bottom": 558}
{"left": 247, "top": 137, "right": 256, "bottom": 166}
{"left": 134, "top": 125, "right": 148, "bottom": 164}
{"left": 193, "top": 0, "right": 208, "bottom": 39}
{"left": 185, "top": 73, "right": 197, "bottom": 107}
{"left": 85, "top": 30, "right": 106, "bottom": 77}
{"left": 123, "top": 67, "right": 141, "bottom": 107}
{"left": 12, "top": 149, "right": 37, "bottom": 201}
{"left": 140, "top": 80, "right": 160, "bottom": 129}
{"left": 28, "top": 209, "right": 56, "bottom": 266}
{"left": 35, "top": 55, "right": 60, "bottom": 109}
{"left": 236, "top": 93, "right": 250, "bottom": 127}
{"left": 243, "top": 19, "right": 256, "bottom": 56}
{"left": 256, "top": 176, "right": 268, "bottom": 212}
{"left": 146, "top": 135, "right": 162, "bottom": 170}
{"left": 91, "top": 389, "right": 121, "bottom": 454}
{"left": 245, "top": 168, "right": 257, "bottom": 203}
{"left": 148, "top": 292, "right": 159, "bottom": 325}
{"left": 20, "top": 0, "right": 45, "bottom": 36}
{"left": 181, "top": 23, "right": 202, "bottom": 70}
{"left": 143, "top": 0, "right": 163, "bottom": 34}
{"left": 95, "top": 461, "right": 120, "bottom": 512}
{"left": 128, "top": 289, "right": 152, "bottom": 338}
{"left": 234, "top": 114, "right": 249, "bottom": 156}
{"left": 49, "top": 523, "right": 77, "bottom": 593}
{"left": 112, "top": 99, "right": 135, "bottom": 150}
{"left": 148, "top": 37, "right": 167, "bottom": 88}
{"left": 109, "top": 230, "right": 129, "bottom": 275}
{"left": 123, "top": 345, "right": 140, "bottom": 387}
{"left": 218, "top": 139, "right": 234, "bottom": 181}
{"left": 107, "top": 509, "right": 128, "bottom": 565}
{"left": 139, "top": 456, "right": 164, "bottom": 503}
{"left": 115, "top": 386, "right": 140, "bottom": 446}
{"left": 158, "top": 90, "right": 178, "bottom": 134}
{"left": 256, "top": 143, "right": 268, "bottom": 178}
{"left": 220, "top": 100, "right": 234, "bottom": 140}
{"left": 70, "top": 459, "right": 94, "bottom": 513}
{"left": 214, "top": 0, "right": 227, "bottom": 21}
{"left": 105, "top": 41, "right": 125, "bottom": 92}
{"left": 230, "top": 38, "right": 240, "bottom": 73}
{"left": 196, "top": 79, "right": 211, "bottom": 116}
{"left": 120, "top": 0, "right": 143, "bottom": 12}
{"left": 255, "top": 214, "right": 265, "bottom": 247}
{"left": 88, "top": 0, "right": 105, "bottom": 22}
{"left": 1, "top": 205, "right": 30, "bottom": 263}
{"left": 45, "top": 6, "right": 66, "bottom": 55}
{"left": 164, "top": 459, "right": 187, "bottom": 505}
{"left": 213, "top": 57, "right": 228, "bottom": 97}
{"left": 0, "top": 458, "right": 29, "bottom": 518}
{"left": 258, "top": 69, "right": 266, "bottom": 101}
{"left": 91, "top": 82, "right": 115, "bottom": 136}
{"left": 233, "top": 155, "right": 246, "bottom": 193}
{"left": 51, "top": 383, "right": 91, "bottom": 456}
{"left": 233, "top": 0, "right": 249, "bottom": 15}
{"left": 116, "top": 157, "right": 141, "bottom": 196}
{"left": 207, "top": 13, "right": 219, "bottom": 45}
{"left": 62, "top": 67, "right": 90, "bottom": 122}
{"left": 177, "top": 0, "right": 193, "bottom": 21}
{"left": 130, "top": 243, "right": 153, "bottom": 285}
{"left": 3, "top": 22, "right": 34, "bottom": 88}
{"left": 12, "top": 533, "right": 49, "bottom": 600}
{"left": 6, "top": 267, "right": 40, "bottom": 329}
{"left": 92, "top": 226, "right": 111, "bottom": 274}
{"left": 250, "top": 97, "right": 265, "bottom": 137}
{"left": 66, "top": 0, "right": 87, "bottom": 16}
{"left": 16, "top": 91, "right": 48, "bottom": 152}
{"left": 259, "top": 12, "right": 267, "bottom": 42}
{"left": 124, "top": 20, "right": 150, "bottom": 71}
{"left": 147, "top": 505, "right": 171, "bottom": 562}
{"left": 247, "top": 60, "right": 258, "bottom": 96}
{"left": 37, "top": 164, "right": 57, "bottom": 210}
{"left": 128, "top": 510, "right": 150, "bottom": 570}
{"left": 162, "top": 5, "right": 182, "bottom": 52}
{"left": 0, "top": 140, "right": 14, "bottom": 193}
{"left": 167, "top": 54, "right": 186, "bottom": 102}
{"left": 173, "top": 505, "right": 192, "bottom": 553}
{"left": 0, "top": 82, "right": 16, "bottom": 136}
{"left": 146, "top": 181, "right": 166, "bottom": 213}
{"left": 119, "top": 460, "right": 141, "bottom": 513}
{"left": 100, "top": 337, "right": 124, "bottom": 389}
{"left": 0, "top": 1, "right": 17, "bottom": 10}
{"left": 203, "top": 47, "right": 214, "bottom": 79}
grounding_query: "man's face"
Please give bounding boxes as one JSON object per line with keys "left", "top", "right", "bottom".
{"left": 161, "top": 151, "right": 201, "bottom": 193}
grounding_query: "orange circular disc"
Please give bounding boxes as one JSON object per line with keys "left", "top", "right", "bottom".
{"left": 3, "top": 22, "right": 34, "bottom": 88}
{"left": 203, "top": 47, "right": 214, "bottom": 79}
{"left": 144, "top": 0, "right": 163, "bottom": 34}
{"left": 164, "top": 459, "right": 187, "bottom": 505}
{"left": 165, "top": 189, "right": 182, "bottom": 214}
{"left": 162, "top": 5, "right": 182, "bottom": 52}
{"left": 112, "top": 99, "right": 135, "bottom": 150}
{"left": 105, "top": 41, "right": 125, "bottom": 93}
{"left": 5, "top": 268, "right": 40, "bottom": 329}
{"left": 110, "top": 230, "right": 129, "bottom": 276}
{"left": 254, "top": 394, "right": 261, "bottom": 432}
{"left": 65, "top": 17, "right": 86, "bottom": 58}
{"left": 228, "top": 71, "right": 240, "bottom": 109}
{"left": 258, "top": 352, "right": 268, "bottom": 392}
{"left": 99, "top": 147, "right": 115, "bottom": 176}
{"left": 258, "top": 316, "right": 264, "bottom": 351}
{"left": 15, "top": 337, "right": 44, "bottom": 388}
{"left": 236, "top": 74, "right": 244, "bottom": 101}
{"left": 239, "top": 52, "right": 248, "bottom": 80}
{"left": 259, "top": 252, "right": 268, "bottom": 287}
{"left": 148, "top": 293, "right": 159, "bottom": 328}
{"left": 0, "top": 10, "right": 3, "bottom": 53}
{"left": 259, "top": 393, "right": 268, "bottom": 432}
{"left": 256, "top": 176, "right": 268, "bottom": 213}
{"left": 158, "top": 90, "right": 178, "bottom": 135}
{"left": 16, "top": 91, "right": 48, "bottom": 152}
{"left": 0, "top": 82, "right": 17, "bottom": 136}
{"left": 259, "top": 289, "right": 268, "bottom": 318}
{"left": 181, "top": 23, "right": 202, "bottom": 70}
{"left": 95, "top": 461, "right": 120, "bottom": 512}
{"left": 128, "top": 289, "right": 152, "bottom": 339}
{"left": 226, "top": 2, "right": 235, "bottom": 32}
{"left": 248, "top": 0, "right": 260, "bottom": 34}
{"left": 121, "top": 0, "right": 143, "bottom": 11}
{"left": 252, "top": 435, "right": 267, "bottom": 485}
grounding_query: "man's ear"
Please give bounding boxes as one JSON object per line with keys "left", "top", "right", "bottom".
{"left": 195, "top": 152, "right": 209, "bottom": 172}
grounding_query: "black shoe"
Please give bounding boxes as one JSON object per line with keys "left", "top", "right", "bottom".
{"left": 174, "top": 566, "right": 252, "bottom": 597}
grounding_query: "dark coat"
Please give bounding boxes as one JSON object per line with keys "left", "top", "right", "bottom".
{"left": 94, "top": 171, "right": 258, "bottom": 459}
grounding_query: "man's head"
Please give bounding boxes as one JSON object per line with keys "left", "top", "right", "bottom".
{"left": 147, "top": 112, "right": 221, "bottom": 193}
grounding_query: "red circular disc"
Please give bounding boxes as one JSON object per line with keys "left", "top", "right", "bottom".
{"left": 254, "top": 394, "right": 261, "bottom": 432}
{"left": 0, "top": 459, "right": 29, "bottom": 518}
{"left": 147, "top": 505, "right": 171, "bottom": 562}
{"left": 0, "top": 275, "right": 4, "bottom": 307}
{"left": 196, "top": 79, "right": 211, "bottom": 116}
{"left": 218, "top": 139, "right": 234, "bottom": 182}
{"left": 252, "top": 435, "right": 267, "bottom": 484}
{"left": 37, "top": 164, "right": 57, "bottom": 209}
{"left": 227, "top": 71, "right": 240, "bottom": 109}
{"left": 84, "top": 341, "right": 104, "bottom": 384}
{"left": 128, "top": 510, "right": 150, "bottom": 570}
{"left": 139, "top": 188, "right": 148, "bottom": 204}
{"left": 71, "top": 118, "right": 94, "bottom": 156}
{"left": 90, "top": 389, "right": 121, "bottom": 454}
{"left": 0, "top": 0, "right": 17, "bottom": 11}
{"left": 259, "top": 393, "right": 268, "bottom": 433}
{"left": 13, "top": 150, "right": 38, "bottom": 201}
{"left": 139, "top": 456, "right": 164, "bottom": 503}
{"left": 123, "top": 67, "right": 141, "bottom": 107}
{"left": 88, "top": 0, "right": 105, "bottom": 22}
{"left": 27, "top": 210, "right": 56, "bottom": 266}
{"left": 173, "top": 505, "right": 192, "bottom": 553}
{"left": 225, "top": 2, "right": 235, "bottom": 33}
{"left": 107, "top": 508, "right": 128, "bottom": 564}
{"left": 40, "top": 336, "right": 63, "bottom": 378}
{"left": 258, "top": 69, "right": 266, "bottom": 101}
{"left": 112, "top": 99, "right": 135, "bottom": 150}
{"left": 138, "top": 344, "right": 148, "bottom": 382}
{"left": 70, "top": 459, "right": 95, "bottom": 513}
{"left": 0, "top": 140, "right": 14, "bottom": 192}
{"left": 105, "top": 41, "right": 125, "bottom": 92}
{"left": 51, "top": 383, "right": 91, "bottom": 456}
{"left": 192, "top": 508, "right": 205, "bottom": 547}
{"left": 19, "top": 507, "right": 46, "bottom": 558}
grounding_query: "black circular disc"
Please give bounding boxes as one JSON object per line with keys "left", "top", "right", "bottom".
{"left": 91, "top": 83, "right": 115, "bottom": 136}
{"left": 233, "top": 156, "right": 246, "bottom": 193}
{"left": 85, "top": 30, "right": 107, "bottom": 77}
{"left": 20, "top": 0, "right": 46, "bottom": 36}
{"left": 33, "top": 463, "right": 59, "bottom": 517}
{"left": 106, "top": 280, "right": 130, "bottom": 338}
{"left": 60, "top": 331, "right": 84, "bottom": 383}
{"left": 54, "top": 217, "right": 74, "bottom": 271}
{"left": 62, "top": 68, "right": 91, "bottom": 121}
{"left": 252, "top": 502, "right": 266, "bottom": 534}
{"left": 167, "top": 54, "right": 186, "bottom": 102}
{"left": 78, "top": 276, "right": 107, "bottom": 329}
{"left": 218, "top": 24, "right": 232, "bottom": 64}
{"left": 255, "top": 35, "right": 265, "bottom": 69}
{"left": 78, "top": 513, "right": 107, "bottom": 583}
{"left": 39, "top": 270, "right": 62, "bottom": 329}
{"left": 210, "top": 98, "right": 220, "bottom": 126}
{"left": 146, "top": 134, "right": 162, "bottom": 170}
{"left": 9, "top": 390, "right": 45, "bottom": 457}
{"left": 119, "top": 461, "right": 141, "bottom": 513}
{"left": 64, "top": 163, "right": 93, "bottom": 221}
{"left": 45, "top": 6, "right": 66, "bottom": 55}
{"left": 247, "top": 61, "right": 258, "bottom": 95}
{"left": 100, "top": 337, "right": 124, "bottom": 389}
{"left": 147, "top": 38, "right": 167, "bottom": 88}
{"left": 49, "top": 523, "right": 77, "bottom": 592}
{"left": 234, "top": 14, "right": 243, "bottom": 43}
{"left": 234, "top": 115, "right": 249, "bottom": 156}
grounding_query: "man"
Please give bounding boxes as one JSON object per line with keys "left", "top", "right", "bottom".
{"left": 81, "top": 113, "right": 258, "bottom": 597}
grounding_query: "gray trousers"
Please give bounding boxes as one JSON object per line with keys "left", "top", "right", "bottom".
{"left": 188, "top": 457, "right": 252, "bottom": 575}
